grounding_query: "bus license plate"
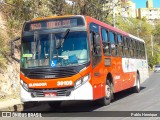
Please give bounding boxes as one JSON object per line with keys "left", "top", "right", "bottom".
{"left": 44, "top": 92, "right": 57, "bottom": 97}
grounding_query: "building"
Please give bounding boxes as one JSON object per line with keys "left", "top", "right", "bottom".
{"left": 103, "top": 0, "right": 136, "bottom": 18}
{"left": 115, "top": 0, "right": 136, "bottom": 18}
{"left": 138, "top": 8, "right": 160, "bottom": 20}
{"left": 125, "top": 0, "right": 136, "bottom": 18}
{"left": 146, "top": 0, "right": 153, "bottom": 8}
{"left": 104, "top": 0, "right": 160, "bottom": 21}
{"left": 137, "top": 0, "right": 160, "bottom": 20}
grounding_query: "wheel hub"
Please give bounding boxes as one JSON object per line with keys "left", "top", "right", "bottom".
{"left": 105, "top": 85, "right": 111, "bottom": 98}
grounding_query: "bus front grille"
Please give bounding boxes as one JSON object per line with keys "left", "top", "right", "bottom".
{"left": 22, "top": 68, "right": 77, "bottom": 79}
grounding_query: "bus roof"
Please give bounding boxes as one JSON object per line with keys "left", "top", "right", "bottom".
{"left": 31, "top": 15, "right": 79, "bottom": 21}
{"left": 86, "top": 16, "right": 128, "bottom": 36}
{"left": 128, "top": 34, "right": 145, "bottom": 43}
{"left": 29, "top": 15, "right": 145, "bottom": 43}
{"left": 86, "top": 16, "right": 145, "bottom": 43}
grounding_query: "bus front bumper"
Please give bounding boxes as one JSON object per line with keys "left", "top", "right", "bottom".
{"left": 21, "top": 81, "right": 93, "bottom": 102}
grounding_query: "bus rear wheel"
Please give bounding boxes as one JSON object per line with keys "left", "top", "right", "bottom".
{"left": 48, "top": 101, "right": 62, "bottom": 109}
{"left": 133, "top": 73, "right": 140, "bottom": 93}
{"left": 96, "top": 80, "right": 113, "bottom": 106}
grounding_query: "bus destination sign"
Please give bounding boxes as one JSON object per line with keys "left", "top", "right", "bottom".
{"left": 24, "top": 17, "right": 84, "bottom": 31}
{"left": 30, "top": 19, "right": 74, "bottom": 30}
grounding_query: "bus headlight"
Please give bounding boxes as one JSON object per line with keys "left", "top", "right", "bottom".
{"left": 20, "top": 80, "right": 28, "bottom": 91}
{"left": 74, "top": 74, "right": 90, "bottom": 89}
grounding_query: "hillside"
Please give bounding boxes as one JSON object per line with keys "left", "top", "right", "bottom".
{"left": 0, "top": 12, "right": 20, "bottom": 100}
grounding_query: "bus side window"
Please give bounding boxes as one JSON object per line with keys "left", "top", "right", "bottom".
{"left": 132, "top": 39, "right": 136, "bottom": 58}
{"left": 109, "top": 31, "right": 117, "bottom": 56}
{"left": 127, "top": 38, "right": 130, "bottom": 58}
{"left": 90, "top": 32, "right": 94, "bottom": 50}
{"left": 130, "top": 39, "right": 134, "bottom": 58}
{"left": 135, "top": 41, "right": 137, "bottom": 58}
{"left": 90, "top": 32, "right": 102, "bottom": 68}
{"left": 140, "top": 42, "right": 144, "bottom": 59}
{"left": 142, "top": 43, "right": 146, "bottom": 59}
{"left": 138, "top": 42, "right": 141, "bottom": 58}
{"left": 101, "top": 28, "right": 110, "bottom": 56}
{"left": 93, "top": 32, "right": 101, "bottom": 55}
{"left": 117, "top": 34, "right": 123, "bottom": 57}
{"left": 139, "top": 42, "right": 142, "bottom": 59}
{"left": 133, "top": 40, "right": 136, "bottom": 58}
{"left": 89, "top": 23, "right": 102, "bottom": 68}
{"left": 136, "top": 41, "right": 140, "bottom": 58}
{"left": 123, "top": 37, "right": 128, "bottom": 57}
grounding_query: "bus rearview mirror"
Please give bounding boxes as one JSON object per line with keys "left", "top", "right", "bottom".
{"left": 10, "top": 37, "right": 21, "bottom": 63}
{"left": 11, "top": 43, "right": 15, "bottom": 56}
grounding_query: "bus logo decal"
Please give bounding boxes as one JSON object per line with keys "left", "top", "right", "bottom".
{"left": 29, "top": 83, "right": 47, "bottom": 87}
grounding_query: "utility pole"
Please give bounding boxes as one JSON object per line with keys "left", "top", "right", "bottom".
{"left": 112, "top": 0, "right": 116, "bottom": 27}
{"left": 151, "top": 35, "right": 154, "bottom": 57}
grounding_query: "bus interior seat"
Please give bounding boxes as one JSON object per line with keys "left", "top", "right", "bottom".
{"left": 61, "top": 49, "right": 87, "bottom": 63}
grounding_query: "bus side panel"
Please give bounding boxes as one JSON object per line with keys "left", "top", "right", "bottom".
{"left": 91, "top": 62, "right": 107, "bottom": 100}
{"left": 111, "top": 57, "right": 123, "bottom": 92}
{"left": 135, "top": 59, "right": 149, "bottom": 84}
{"left": 122, "top": 58, "right": 137, "bottom": 89}
{"left": 86, "top": 18, "right": 105, "bottom": 100}
{"left": 103, "top": 57, "right": 123, "bottom": 93}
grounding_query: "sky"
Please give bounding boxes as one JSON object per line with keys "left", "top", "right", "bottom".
{"left": 132, "top": 0, "right": 160, "bottom": 8}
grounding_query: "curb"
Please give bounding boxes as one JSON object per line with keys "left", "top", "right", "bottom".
{"left": 0, "top": 104, "right": 23, "bottom": 111}
{"left": 0, "top": 98, "right": 22, "bottom": 111}
{"left": 0, "top": 102, "right": 42, "bottom": 111}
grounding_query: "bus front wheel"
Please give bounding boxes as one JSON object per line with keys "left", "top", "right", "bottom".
{"left": 96, "top": 80, "right": 113, "bottom": 106}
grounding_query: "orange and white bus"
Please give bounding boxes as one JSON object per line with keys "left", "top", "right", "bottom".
{"left": 11, "top": 15, "right": 149, "bottom": 107}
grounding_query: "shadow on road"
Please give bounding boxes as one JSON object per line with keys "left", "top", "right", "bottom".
{"left": 48, "top": 100, "right": 101, "bottom": 112}
{"left": 46, "top": 86, "right": 146, "bottom": 112}
{"left": 113, "top": 86, "right": 146, "bottom": 102}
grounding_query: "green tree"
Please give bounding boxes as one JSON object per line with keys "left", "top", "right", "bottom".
{"left": 152, "top": 24, "right": 160, "bottom": 45}
{"left": 148, "top": 51, "right": 160, "bottom": 68}
{"left": 68, "top": 0, "right": 120, "bottom": 22}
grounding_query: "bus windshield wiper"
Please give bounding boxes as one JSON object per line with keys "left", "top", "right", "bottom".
{"left": 63, "top": 28, "right": 70, "bottom": 39}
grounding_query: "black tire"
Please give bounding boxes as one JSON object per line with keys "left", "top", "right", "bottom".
{"left": 133, "top": 73, "right": 140, "bottom": 93}
{"left": 96, "top": 80, "right": 113, "bottom": 106}
{"left": 48, "top": 101, "right": 62, "bottom": 109}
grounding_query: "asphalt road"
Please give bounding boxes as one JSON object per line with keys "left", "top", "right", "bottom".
{"left": 23, "top": 72, "right": 160, "bottom": 119}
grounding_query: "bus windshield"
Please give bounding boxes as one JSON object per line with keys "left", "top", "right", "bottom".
{"left": 21, "top": 31, "right": 89, "bottom": 68}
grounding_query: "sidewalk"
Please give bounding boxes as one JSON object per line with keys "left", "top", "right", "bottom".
{"left": 0, "top": 98, "right": 23, "bottom": 111}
